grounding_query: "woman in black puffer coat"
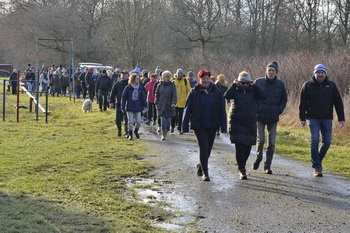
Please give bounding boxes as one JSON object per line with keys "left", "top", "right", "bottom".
{"left": 224, "top": 71, "right": 266, "bottom": 180}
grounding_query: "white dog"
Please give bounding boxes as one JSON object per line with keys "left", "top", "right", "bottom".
{"left": 82, "top": 99, "right": 92, "bottom": 113}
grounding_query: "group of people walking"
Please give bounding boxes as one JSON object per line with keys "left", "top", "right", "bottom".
{"left": 8, "top": 61, "right": 345, "bottom": 182}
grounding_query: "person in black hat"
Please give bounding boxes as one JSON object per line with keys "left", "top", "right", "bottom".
{"left": 109, "top": 71, "right": 130, "bottom": 137}
{"left": 95, "top": 69, "right": 112, "bottom": 111}
{"left": 253, "top": 61, "right": 287, "bottom": 175}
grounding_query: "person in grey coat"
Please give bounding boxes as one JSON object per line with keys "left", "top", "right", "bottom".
{"left": 253, "top": 61, "right": 287, "bottom": 174}
{"left": 154, "top": 70, "right": 177, "bottom": 140}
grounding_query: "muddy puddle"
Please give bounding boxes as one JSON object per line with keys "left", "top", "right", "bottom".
{"left": 125, "top": 177, "right": 197, "bottom": 231}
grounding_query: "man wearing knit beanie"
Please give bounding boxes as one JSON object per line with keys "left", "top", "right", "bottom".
{"left": 299, "top": 64, "right": 345, "bottom": 177}
{"left": 253, "top": 61, "right": 287, "bottom": 174}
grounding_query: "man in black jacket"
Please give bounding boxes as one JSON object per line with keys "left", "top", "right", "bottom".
{"left": 95, "top": 70, "right": 112, "bottom": 111}
{"left": 299, "top": 64, "right": 345, "bottom": 177}
{"left": 109, "top": 71, "right": 129, "bottom": 137}
{"left": 253, "top": 61, "right": 287, "bottom": 174}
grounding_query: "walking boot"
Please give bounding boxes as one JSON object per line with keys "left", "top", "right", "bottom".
{"left": 134, "top": 128, "right": 140, "bottom": 139}
{"left": 117, "top": 124, "right": 122, "bottom": 137}
{"left": 128, "top": 130, "right": 133, "bottom": 140}
{"left": 252, "top": 159, "right": 262, "bottom": 170}
{"left": 202, "top": 170, "right": 210, "bottom": 181}
{"left": 124, "top": 125, "right": 129, "bottom": 138}
{"left": 239, "top": 168, "right": 247, "bottom": 180}
{"left": 196, "top": 163, "right": 203, "bottom": 176}
{"left": 161, "top": 130, "right": 167, "bottom": 140}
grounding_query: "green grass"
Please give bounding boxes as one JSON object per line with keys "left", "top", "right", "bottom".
{"left": 0, "top": 92, "right": 166, "bottom": 232}
{"left": 276, "top": 123, "right": 350, "bottom": 177}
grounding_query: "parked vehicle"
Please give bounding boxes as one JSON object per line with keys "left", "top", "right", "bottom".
{"left": 0, "top": 64, "right": 13, "bottom": 77}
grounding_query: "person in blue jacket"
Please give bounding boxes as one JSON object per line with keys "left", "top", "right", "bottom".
{"left": 253, "top": 61, "right": 287, "bottom": 174}
{"left": 224, "top": 71, "right": 266, "bottom": 180}
{"left": 182, "top": 69, "right": 227, "bottom": 182}
{"left": 121, "top": 73, "right": 146, "bottom": 140}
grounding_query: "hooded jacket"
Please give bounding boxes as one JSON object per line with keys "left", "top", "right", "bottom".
{"left": 172, "top": 77, "right": 191, "bottom": 108}
{"left": 224, "top": 83, "right": 266, "bottom": 145}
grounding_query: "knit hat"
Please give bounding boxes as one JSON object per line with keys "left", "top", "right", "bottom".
{"left": 133, "top": 66, "right": 141, "bottom": 74}
{"left": 313, "top": 64, "right": 327, "bottom": 74}
{"left": 267, "top": 61, "right": 278, "bottom": 73}
{"left": 217, "top": 74, "right": 225, "bottom": 81}
{"left": 155, "top": 66, "right": 162, "bottom": 73}
{"left": 187, "top": 71, "right": 194, "bottom": 76}
{"left": 237, "top": 71, "right": 252, "bottom": 82}
{"left": 176, "top": 68, "right": 184, "bottom": 75}
{"left": 197, "top": 69, "right": 211, "bottom": 78}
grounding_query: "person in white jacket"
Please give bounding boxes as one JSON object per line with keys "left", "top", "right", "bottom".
{"left": 39, "top": 69, "right": 50, "bottom": 96}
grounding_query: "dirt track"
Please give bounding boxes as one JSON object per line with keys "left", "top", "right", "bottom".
{"left": 138, "top": 125, "right": 350, "bottom": 232}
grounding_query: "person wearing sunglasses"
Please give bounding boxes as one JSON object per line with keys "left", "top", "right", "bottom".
{"left": 224, "top": 71, "right": 266, "bottom": 180}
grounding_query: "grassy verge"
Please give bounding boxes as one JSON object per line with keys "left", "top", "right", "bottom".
{"left": 0, "top": 92, "right": 166, "bottom": 232}
{"left": 276, "top": 119, "right": 350, "bottom": 177}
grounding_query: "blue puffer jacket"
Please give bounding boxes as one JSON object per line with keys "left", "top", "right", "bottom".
{"left": 121, "top": 84, "right": 146, "bottom": 112}
{"left": 254, "top": 77, "right": 287, "bottom": 123}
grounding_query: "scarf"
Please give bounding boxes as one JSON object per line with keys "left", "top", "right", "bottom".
{"left": 131, "top": 83, "right": 139, "bottom": 101}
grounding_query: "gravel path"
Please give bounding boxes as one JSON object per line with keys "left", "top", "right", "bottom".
{"left": 139, "top": 125, "right": 350, "bottom": 233}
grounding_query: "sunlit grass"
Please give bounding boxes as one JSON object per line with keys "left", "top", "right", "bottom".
{"left": 0, "top": 93, "right": 165, "bottom": 232}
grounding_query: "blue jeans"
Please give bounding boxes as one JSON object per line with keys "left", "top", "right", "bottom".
{"left": 161, "top": 117, "right": 172, "bottom": 131}
{"left": 127, "top": 111, "right": 141, "bottom": 131}
{"left": 307, "top": 119, "right": 332, "bottom": 170}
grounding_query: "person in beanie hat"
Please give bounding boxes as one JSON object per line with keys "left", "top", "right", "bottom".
{"left": 215, "top": 74, "right": 228, "bottom": 136}
{"left": 171, "top": 68, "right": 191, "bottom": 134}
{"left": 186, "top": 71, "right": 197, "bottom": 88}
{"left": 109, "top": 71, "right": 130, "bottom": 137}
{"left": 253, "top": 61, "right": 287, "bottom": 174}
{"left": 95, "top": 69, "right": 112, "bottom": 111}
{"left": 299, "top": 64, "right": 345, "bottom": 177}
{"left": 267, "top": 61, "right": 278, "bottom": 73}
{"left": 182, "top": 69, "right": 227, "bottom": 181}
{"left": 224, "top": 71, "right": 266, "bottom": 180}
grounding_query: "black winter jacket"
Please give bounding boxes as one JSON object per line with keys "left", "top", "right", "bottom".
{"left": 224, "top": 83, "right": 266, "bottom": 145}
{"left": 95, "top": 75, "right": 112, "bottom": 92}
{"left": 182, "top": 83, "right": 227, "bottom": 133}
{"left": 254, "top": 77, "right": 287, "bottom": 123}
{"left": 299, "top": 77, "right": 344, "bottom": 121}
{"left": 109, "top": 79, "right": 128, "bottom": 104}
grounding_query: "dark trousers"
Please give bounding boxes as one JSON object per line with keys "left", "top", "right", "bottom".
{"left": 147, "top": 103, "right": 157, "bottom": 123}
{"left": 11, "top": 83, "right": 17, "bottom": 95}
{"left": 97, "top": 89, "right": 109, "bottom": 110}
{"left": 81, "top": 84, "right": 87, "bottom": 99}
{"left": 194, "top": 128, "right": 217, "bottom": 173}
{"left": 235, "top": 143, "right": 252, "bottom": 170}
{"left": 88, "top": 85, "right": 95, "bottom": 101}
{"left": 171, "top": 107, "right": 184, "bottom": 131}
{"left": 115, "top": 103, "right": 128, "bottom": 126}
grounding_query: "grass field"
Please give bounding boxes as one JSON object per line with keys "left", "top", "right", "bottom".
{"left": 0, "top": 85, "right": 349, "bottom": 232}
{"left": 0, "top": 91, "right": 167, "bottom": 232}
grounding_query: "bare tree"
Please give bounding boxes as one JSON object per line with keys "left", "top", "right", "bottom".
{"left": 169, "top": 0, "right": 231, "bottom": 66}
{"left": 334, "top": 0, "right": 350, "bottom": 46}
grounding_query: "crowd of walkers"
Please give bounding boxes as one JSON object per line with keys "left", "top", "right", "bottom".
{"left": 7, "top": 62, "right": 345, "bottom": 182}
